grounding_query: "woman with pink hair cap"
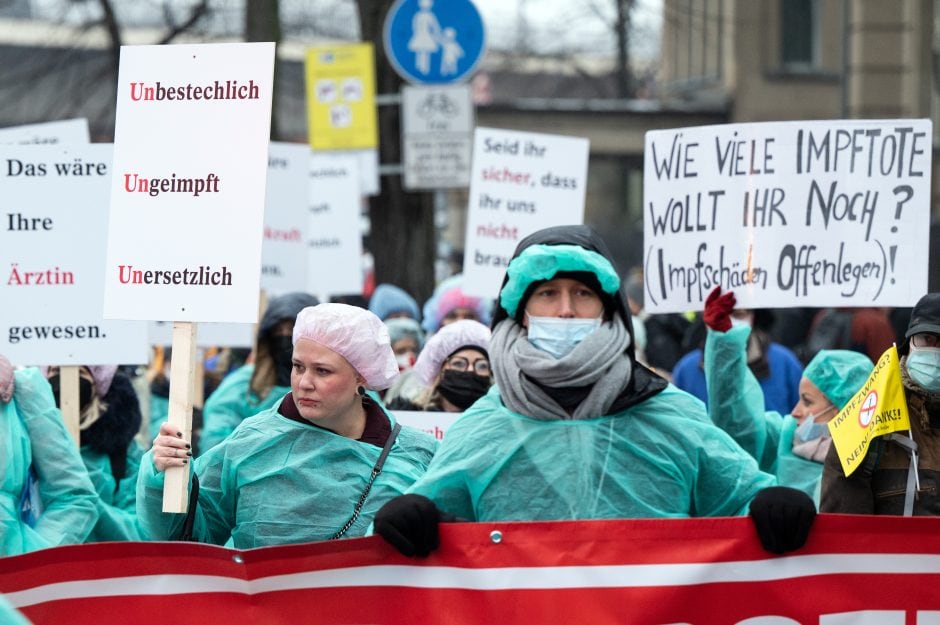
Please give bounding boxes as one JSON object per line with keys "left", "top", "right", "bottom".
{"left": 139, "top": 304, "right": 438, "bottom": 548}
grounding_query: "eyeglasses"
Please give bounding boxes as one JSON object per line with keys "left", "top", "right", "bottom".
{"left": 445, "top": 356, "right": 491, "bottom": 376}
{"left": 911, "top": 333, "right": 940, "bottom": 348}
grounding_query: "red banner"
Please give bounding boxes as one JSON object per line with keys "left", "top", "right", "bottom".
{"left": 3, "top": 515, "right": 940, "bottom": 625}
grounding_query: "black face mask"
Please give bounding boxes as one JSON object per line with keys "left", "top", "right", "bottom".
{"left": 437, "top": 370, "right": 490, "bottom": 410}
{"left": 271, "top": 335, "right": 294, "bottom": 387}
{"left": 48, "top": 375, "right": 94, "bottom": 413}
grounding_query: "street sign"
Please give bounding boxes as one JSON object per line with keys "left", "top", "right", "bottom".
{"left": 401, "top": 84, "right": 474, "bottom": 189}
{"left": 383, "top": 0, "right": 486, "bottom": 85}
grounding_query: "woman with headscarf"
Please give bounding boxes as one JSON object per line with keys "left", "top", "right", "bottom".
{"left": 199, "top": 291, "right": 319, "bottom": 453}
{"left": 45, "top": 364, "right": 147, "bottom": 541}
{"left": 1, "top": 354, "right": 98, "bottom": 555}
{"left": 138, "top": 304, "right": 439, "bottom": 548}
{"left": 702, "top": 287, "right": 873, "bottom": 501}
{"left": 374, "top": 225, "right": 814, "bottom": 557}
{"left": 390, "top": 319, "right": 491, "bottom": 412}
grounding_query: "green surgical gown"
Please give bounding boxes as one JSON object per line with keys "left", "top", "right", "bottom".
{"left": 137, "top": 398, "right": 438, "bottom": 548}
{"left": 406, "top": 384, "right": 774, "bottom": 521}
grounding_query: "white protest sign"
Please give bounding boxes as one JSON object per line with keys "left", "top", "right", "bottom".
{"left": 149, "top": 320, "right": 254, "bottom": 348}
{"left": 392, "top": 410, "right": 462, "bottom": 442}
{"left": 462, "top": 127, "right": 589, "bottom": 298}
{"left": 0, "top": 119, "right": 90, "bottom": 145}
{"left": 308, "top": 155, "right": 364, "bottom": 297}
{"left": 643, "top": 119, "right": 932, "bottom": 313}
{"left": 262, "top": 142, "right": 311, "bottom": 295}
{"left": 103, "top": 42, "right": 275, "bottom": 323}
{"left": 402, "top": 84, "right": 474, "bottom": 190}
{"left": 312, "top": 148, "right": 379, "bottom": 196}
{"left": 1, "top": 145, "right": 148, "bottom": 365}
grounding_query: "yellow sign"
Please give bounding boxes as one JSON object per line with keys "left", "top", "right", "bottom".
{"left": 305, "top": 43, "right": 378, "bottom": 150}
{"left": 828, "top": 345, "right": 911, "bottom": 476}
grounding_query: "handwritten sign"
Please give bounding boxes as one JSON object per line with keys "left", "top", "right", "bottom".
{"left": 0, "top": 119, "right": 90, "bottom": 145}
{"left": 462, "top": 127, "right": 589, "bottom": 298}
{"left": 307, "top": 155, "right": 363, "bottom": 298}
{"left": 643, "top": 119, "right": 932, "bottom": 313}
{"left": 103, "top": 42, "right": 275, "bottom": 323}
{"left": 1, "top": 145, "right": 148, "bottom": 365}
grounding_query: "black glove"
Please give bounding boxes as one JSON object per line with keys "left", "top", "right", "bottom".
{"left": 749, "top": 486, "right": 817, "bottom": 554}
{"left": 374, "top": 494, "right": 442, "bottom": 557}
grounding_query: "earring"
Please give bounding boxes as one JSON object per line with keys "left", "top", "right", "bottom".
{"left": 356, "top": 385, "right": 366, "bottom": 397}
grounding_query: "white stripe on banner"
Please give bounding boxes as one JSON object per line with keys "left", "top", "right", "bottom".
{"left": 10, "top": 553, "right": 940, "bottom": 609}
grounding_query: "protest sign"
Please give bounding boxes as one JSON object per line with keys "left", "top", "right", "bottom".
{"left": 643, "top": 119, "right": 932, "bottom": 313}
{"left": 305, "top": 44, "right": 378, "bottom": 151}
{"left": 262, "top": 142, "right": 311, "bottom": 295}
{"left": 1, "top": 145, "right": 148, "bottom": 366}
{"left": 462, "top": 128, "right": 589, "bottom": 297}
{"left": 307, "top": 155, "right": 363, "bottom": 298}
{"left": 0, "top": 119, "right": 90, "bottom": 145}
{"left": 392, "top": 410, "right": 462, "bottom": 441}
{"left": 401, "top": 84, "right": 474, "bottom": 189}
{"left": 829, "top": 345, "right": 911, "bottom": 476}
{"left": 103, "top": 42, "right": 275, "bottom": 323}
{"left": 102, "top": 42, "right": 275, "bottom": 512}
{"left": 5, "top": 515, "right": 940, "bottom": 625}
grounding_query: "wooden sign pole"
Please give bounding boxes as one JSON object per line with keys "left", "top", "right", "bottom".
{"left": 58, "top": 365, "right": 81, "bottom": 447}
{"left": 163, "top": 321, "right": 197, "bottom": 513}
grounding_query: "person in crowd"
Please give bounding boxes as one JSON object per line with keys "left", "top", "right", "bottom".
{"left": 380, "top": 317, "right": 427, "bottom": 405}
{"left": 369, "top": 283, "right": 421, "bottom": 322}
{"left": 1, "top": 354, "right": 98, "bottom": 555}
{"left": 821, "top": 292, "right": 940, "bottom": 515}
{"left": 389, "top": 319, "right": 492, "bottom": 412}
{"left": 702, "top": 287, "right": 873, "bottom": 500}
{"left": 199, "top": 291, "right": 319, "bottom": 453}
{"left": 641, "top": 311, "right": 692, "bottom": 380}
{"left": 373, "top": 225, "right": 815, "bottom": 557}
{"left": 623, "top": 271, "right": 649, "bottom": 366}
{"left": 138, "top": 304, "right": 439, "bottom": 548}
{"left": 421, "top": 275, "right": 492, "bottom": 335}
{"left": 674, "top": 301, "right": 803, "bottom": 416}
{"left": 385, "top": 317, "right": 425, "bottom": 372}
{"left": 804, "top": 307, "right": 895, "bottom": 364}
{"left": 44, "top": 365, "right": 147, "bottom": 541}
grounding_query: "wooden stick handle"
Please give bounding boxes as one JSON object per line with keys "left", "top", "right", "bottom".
{"left": 59, "top": 366, "right": 80, "bottom": 447}
{"left": 163, "top": 321, "right": 197, "bottom": 513}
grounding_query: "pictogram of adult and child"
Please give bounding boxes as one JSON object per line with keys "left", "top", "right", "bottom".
{"left": 408, "top": 0, "right": 464, "bottom": 76}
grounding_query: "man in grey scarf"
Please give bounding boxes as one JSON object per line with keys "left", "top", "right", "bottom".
{"left": 375, "top": 225, "right": 817, "bottom": 557}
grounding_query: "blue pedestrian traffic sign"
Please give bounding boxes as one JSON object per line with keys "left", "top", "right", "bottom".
{"left": 383, "top": 0, "right": 486, "bottom": 85}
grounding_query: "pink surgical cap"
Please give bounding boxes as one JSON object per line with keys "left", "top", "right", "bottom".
{"left": 292, "top": 303, "right": 399, "bottom": 390}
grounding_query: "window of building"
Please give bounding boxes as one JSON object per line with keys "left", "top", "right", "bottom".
{"left": 781, "top": 0, "right": 819, "bottom": 67}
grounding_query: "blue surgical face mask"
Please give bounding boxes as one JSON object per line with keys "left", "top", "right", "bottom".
{"left": 907, "top": 346, "right": 940, "bottom": 392}
{"left": 525, "top": 315, "right": 602, "bottom": 359}
{"left": 795, "top": 405, "right": 835, "bottom": 442}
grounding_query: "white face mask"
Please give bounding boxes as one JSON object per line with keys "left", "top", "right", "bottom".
{"left": 525, "top": 315, "right": 602, "bottom": 359}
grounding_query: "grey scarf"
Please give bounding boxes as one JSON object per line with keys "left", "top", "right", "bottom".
{"left": 490, "top": 317, "right": 633, "bottom": 420}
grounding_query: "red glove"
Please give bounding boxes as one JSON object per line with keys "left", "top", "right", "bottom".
{"left": 703, "top": 287, "right": 736, "bottom": 332}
